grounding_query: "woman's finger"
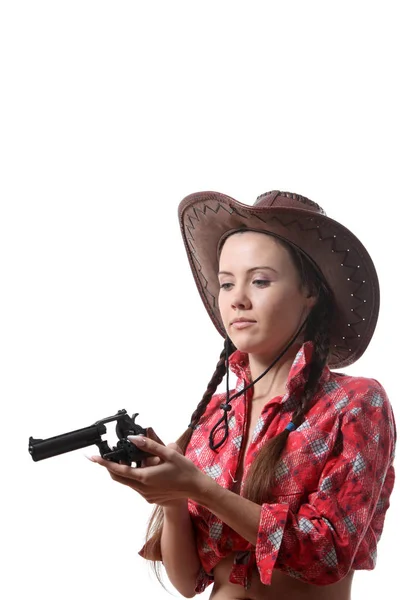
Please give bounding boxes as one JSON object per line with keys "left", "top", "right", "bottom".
{"left": 128, "top": 436, "right": 175, "bottom": 461}
{"left": 108, "top": 471, "right": 145, "bottom": 491}
{"left": 167, "top": 442, "right": 183, "bottom": 455}
{"left": 90, "top": 455, "right": 144, "bottom": 481}
{"left": 142, "top": 456, "right": 162, "bottom": 467}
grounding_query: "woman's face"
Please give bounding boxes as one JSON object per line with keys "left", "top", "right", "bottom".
{"left": 218, "top": 232, "right": 315, "bottom": 357}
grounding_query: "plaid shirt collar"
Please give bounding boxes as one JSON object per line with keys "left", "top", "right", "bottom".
{"left": 228, "top": 340, "right": 331, "bottom": 401}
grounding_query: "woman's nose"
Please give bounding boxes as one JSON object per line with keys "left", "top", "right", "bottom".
{"left": 231, "top": 289, "right": 251, "bottom": 310}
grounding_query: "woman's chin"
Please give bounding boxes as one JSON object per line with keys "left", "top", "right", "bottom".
{"left": 230, "top": 337, "right": 265, "bottom": 355}
{"left": 230, "top": 332, "right": 279, "bottom": 357}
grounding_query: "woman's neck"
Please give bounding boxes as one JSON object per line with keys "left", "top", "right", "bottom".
{"left": 248, "top": 344, "right": 302, "bottom": 402}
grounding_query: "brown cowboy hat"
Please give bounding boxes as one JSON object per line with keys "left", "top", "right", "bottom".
{"left": 178, "top": 190, "right": 380, "bottom": 369}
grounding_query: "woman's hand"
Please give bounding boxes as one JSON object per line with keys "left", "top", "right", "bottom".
{"left": 89, "top": 435, "right": 207, "bottom": 507}
{"left": 140, "top": 427, "right": 167, "bottom": 467}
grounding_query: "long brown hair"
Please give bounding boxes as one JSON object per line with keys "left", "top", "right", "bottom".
{"left": 141, "top": 235, "right": 334, "bottom": 579}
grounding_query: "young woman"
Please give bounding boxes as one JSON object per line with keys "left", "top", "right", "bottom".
{"left": 90, "top": 190, "right": 396, "bottom": 600}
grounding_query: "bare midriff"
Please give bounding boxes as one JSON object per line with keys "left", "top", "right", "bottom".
{"left": 209, "top": 554, "right": 354, "bottom": 600}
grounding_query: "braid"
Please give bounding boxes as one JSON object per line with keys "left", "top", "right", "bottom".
{"left": 243, "top": 283, "right": 333, "bottom": 505}
{"left": 187, "top": 337, "right": 234, "bottom": 431}
{"left": 291, "top": 286, "right": 333, "bottom": 427}
{"left": 141, "top": 337, "right": 235, "bottom": 576}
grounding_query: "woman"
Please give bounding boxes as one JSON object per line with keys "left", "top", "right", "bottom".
{"left": 90, "top": 190, "right": 396, "bottom": 599}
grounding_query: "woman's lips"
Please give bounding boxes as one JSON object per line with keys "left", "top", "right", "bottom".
{"left": 231, "top": 321, "right": 256, "bottom": 329}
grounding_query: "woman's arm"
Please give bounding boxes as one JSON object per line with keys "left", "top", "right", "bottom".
{"left": 91, "top": 438, "right": 204, "bottom": 597}
{"left": 191, "top": 381, "right": 396, "bottom": 586}
{"left": 160, "top": 500, "right": 202, "bottom": 598}
{"left": 191, "top": 478, "right": 262, "bottom": 545}
{"left": 91, "top": 384, "right": 395, "bottom": 588}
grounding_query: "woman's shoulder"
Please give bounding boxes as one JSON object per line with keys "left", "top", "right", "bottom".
{"left": 327, "top": 370, "right": 395, "bottom": 432}
{"left": 329, "top": 369, "right": 388, "bottom": 400}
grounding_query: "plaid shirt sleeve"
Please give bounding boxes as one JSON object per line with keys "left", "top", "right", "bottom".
{"left": 255, "top": 380, "right": 396, "bottom": 585}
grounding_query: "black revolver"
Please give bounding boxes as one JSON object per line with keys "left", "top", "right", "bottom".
{"left": 28, "top": 409, "right": 150, "bottom": 466}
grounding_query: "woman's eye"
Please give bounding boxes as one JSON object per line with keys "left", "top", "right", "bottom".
{"left": 253, "top": 279, "right": 271, "bottom": 287}
{"left": 220, "top": 282, "right": 233, "bottom": 290}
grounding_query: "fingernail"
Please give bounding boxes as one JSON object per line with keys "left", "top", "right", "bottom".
{"left": 85, "top": 454, "right": 97, "bottom": 462}
{"left": 128, "top": 435, "right": 145, "bottom": 446}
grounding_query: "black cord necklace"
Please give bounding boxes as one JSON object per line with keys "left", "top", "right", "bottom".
{"left": 208, "top": 317, "right": 308, "bottom": 451}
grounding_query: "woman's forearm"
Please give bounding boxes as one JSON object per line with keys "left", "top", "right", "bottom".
{"left": 192, "top": 474, "right": 262, "bottom": 546}
{"left": 160, "top": 501, "right": 202, "bottom": 598}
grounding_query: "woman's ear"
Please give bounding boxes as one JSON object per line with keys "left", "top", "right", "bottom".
{"left": 305, "top": 290, "right": 318, "bottom": 310}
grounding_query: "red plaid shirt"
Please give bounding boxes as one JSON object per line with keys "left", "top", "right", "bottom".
{"left": 185, "top": 341, "right": 396, "bottom": 592}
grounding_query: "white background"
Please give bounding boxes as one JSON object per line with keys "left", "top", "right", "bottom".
{"left": 1, "top": 2, "right": 399, "bottom": 599}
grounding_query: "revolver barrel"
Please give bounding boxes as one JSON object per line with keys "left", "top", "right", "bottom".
{"left": 29, "top": 423, "right": 107, "bottom": 461}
